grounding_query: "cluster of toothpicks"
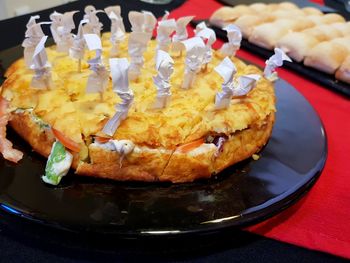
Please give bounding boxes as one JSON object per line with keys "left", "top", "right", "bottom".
{"left": 22, "top": 5, "right": 291, "bottom": 137}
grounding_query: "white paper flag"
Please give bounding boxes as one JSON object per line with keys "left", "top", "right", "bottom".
{"left": 181, "top": 37, "right": 205, "bottom": 89}
{"left": 264, "top": 48, "right": 292, "bottom": 81}
{"left": 214, "top": 57, "right": 236, "bottom": 109}
{"left": 83, "top": 5, "right": 103, "bottom": 35}
{"left": 156, "top": 19, "right": 176, "bottom": 52}
{"left": 196, "top": 27, "right": 216, "bottom": 65}
{"left": 102, "top": 58, "right": 134, "bottom": 136}
{"left": 128, "top": 32, "right": 149, "bottom": 80}
{"left": 129, "top": 11, "right": 144, "bottom": 33}
{"left": 22, "top": 16, "right": 51, "bottom": 68}
{"left": 233, "top": 74, "right": 261, "bottom": 97}
{"left": 50, "top": 11, "right": 77, "bottom": 53}
{"left": 142, "top": 11, "right": 157, "bottom": 36}
{"left": 194, "top": 21, "right": 207, "bottom": 35}
{"left": 69, "top": 19, "right": 88, "bottom": 60}
{"left": 84, "top": 34, "right": 109, "bottom": 93}
{"left": 30, "top": 36, "right": 52, "bottom": 89}
{"left": 172, "top": 16, "right": 195, "bottom": 53}
{"left": 219, "top": 24, "right": 242, "bottom": 57}
{"left": 161, "top": 11, "right": 170, "bottom": 21}
{"left": 153, "top": 50, "right": 174, "bottom": 109}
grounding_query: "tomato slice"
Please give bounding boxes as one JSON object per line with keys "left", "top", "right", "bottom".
{"left": 0, "top": 97, "right": 9, "bottom": 116}
{"left": 52, "top": 128, "right": 81, "bottom": 153}
{"left": 177, "top": 138, "right": 205, "bottom": 153}
{"left": 94, "top": 136, "right": 111, "bottom": 143}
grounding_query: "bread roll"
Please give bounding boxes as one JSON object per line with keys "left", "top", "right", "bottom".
{"left": 210, "top": 5, "right": 255, "bottom": 27}
{"left": 278, "top": 2, "right": 299, "bottom": 10}
{"left": 302, "top": 7, "right": 323, "bottom": 16}
{"left": 249, "top": 3, "right": 267, "bottom": 13}
{"left": 304, "top": 42, "right": 349, "bottom": 74}
{"left": 277, "top": 32, "right": 319, "bottom": 62}
{"left": 321, "top": 13, "right": 346, "bottom": 24}
{"left": 335, "top": 56, "right": 350, "bottom": 84}
{"left": 249, "top": 19, "right": 314, "bottom": 50}
{"left": 234, "top": 14, "right": 274, "bottom": 38}
{"left": 302, "top": 24, "right": 343, "bottom": 41}
{"left": 330, "top": 36, "right": 350, "bottom": 52}
{"left": 331, "top": 22, "right": 350, "bottom": 36}
{"left": 270, "top": 9, "right": 304, "bottom": 20}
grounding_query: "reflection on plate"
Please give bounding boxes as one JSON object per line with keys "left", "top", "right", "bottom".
{"left": 0, "top": 76, "right": 327, "bottom": 236}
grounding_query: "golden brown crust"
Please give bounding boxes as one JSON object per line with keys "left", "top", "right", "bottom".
{"left": 2, "top": 35, "right": 276, "bottom": 183}
{"left": 161, "top": 113, "right": 274, "bottom": 183}
{"left": 74, "top": 113, "right": 274, "bottom": 183}
{"left": 10, "top": 111, "right": 55, "bottom": 157}
{"left": 9, "top": 111, "right": 82, "bottom": 168}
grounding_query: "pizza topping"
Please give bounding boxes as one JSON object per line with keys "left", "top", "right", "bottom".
{"left": 42, "top": 141, "right": 73, "bottom": 185}
{"left": 176, "top": 138, "right": 206, "bottom": 153}
{"left": 52, "top": 128, "right": 81, "bottom": 153}
{"left": 111, "top": 140, "right": 135, "bottom": 167}
{"left": 29, "top": 110, "right": 50, "bottom": 129}
{"left": 102, "top": 58, "right": 134, "bottom": 136}
{"left": 0, "top": 97, "right": 23, "bottom": 163}
{"left": 94, "top": 139, "right": 134, "bottom": 167}
{"left": 205, "top": 134, "right": 228, "bottom": 157}
{"left": 213, "top": 136, "right": 228, "bottom": 157}
{"left": 94, "top": 136, "right": 111, "bottom": 144}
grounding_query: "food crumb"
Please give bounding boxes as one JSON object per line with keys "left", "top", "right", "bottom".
{"left": 252, "top": 154, "right": 260, "bottom": 161}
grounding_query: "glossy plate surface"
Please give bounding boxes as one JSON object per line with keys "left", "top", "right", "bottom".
{"left": 0, "top": 47, "right": 327, "bottom": 236}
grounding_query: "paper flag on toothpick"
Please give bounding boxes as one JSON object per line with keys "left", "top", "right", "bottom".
{"left": 83, "top": 5, "right": 104, "bottom": 35}
{"left": 219, "top": 24, "right": 242, "bottom": 57}
{"left": 69, "top": 19, "right": 88, "bottom": 61}
{"left": 102, "top": 58, "right": 134, "bottom": 136}
{"left": 105, "top": 5, "right": 125, "bottom": 34}
{"left": 22, "top": 16, "right": 51, "bottom": 68}
{"left": 234, "top": 74, "right": 261, "bottom": 97}
{"left": 110, "top": 57, "right": 129, "bottom": 93}
{"left": 84, "top": 34, "right": 109, "bottom": 93}
{"left": 196, "top": 27, "right": 216, "bottom": 65}
{"left": 161, "top": 11, "right": 170, "bottom": 21}
{"left": 181, "top": 37, "right": 206, "bottom": 89}
{"left": 142, "top": 11, "right": 157, "bottom": 36}
{"left": 214, "top": 57, "right": 236, "bottom": 109}
{"left": 264, "top": 48, "right": 292, "bottom": 81}
{"left": 172, "top": 16, "right": 195, "bottom": 53}
{"left": 156, "top": 19, "right": 176, "bottom": 52}
{"left": 194, "top": 21, "right": 207, "bottom": 35}
{"left": 128, "top": 31, "right": 150, "bottom": 80}
{"left": 214, "top": 57, "right": 237, "bottom": 84}
{"left": 30, "top": 36, "right": 52, "bottom": 89}
{"left": 50, "top": 10, "right": 78, "bottom": 53}
{"left": 153, "top": 50, "right": 174, "bottom": 109}
{"left": 105, "top": 7, "right": 125, "bottom": 57}
{"left": 129, "top": 11, "right": 144, "bottom": 33}
{"left": 84, "top": 33, "right": 102, "bottom": 50}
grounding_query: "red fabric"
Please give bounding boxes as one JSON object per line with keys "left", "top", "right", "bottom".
{"left": 170, "top": 0, "right": 350, "bottom": 259}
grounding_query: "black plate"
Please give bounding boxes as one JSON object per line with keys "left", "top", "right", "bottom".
{"left": 0, "top": 72, "right": 327, "bottom": 236}
{"left": 191, "top": 20, "right": 350, "bottom": 98}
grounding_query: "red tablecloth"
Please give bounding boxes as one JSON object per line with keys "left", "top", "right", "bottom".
{"left": 170, "top": 0, "right": 350, "bottom": 259}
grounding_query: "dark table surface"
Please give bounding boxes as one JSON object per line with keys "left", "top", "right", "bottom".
{"left": 0, "top": 0, "right": 347, "bottom": 262}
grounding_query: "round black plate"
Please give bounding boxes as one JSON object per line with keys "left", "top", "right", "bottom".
{"left": 0, "top": 79, "right": 327, "bottom": 237}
